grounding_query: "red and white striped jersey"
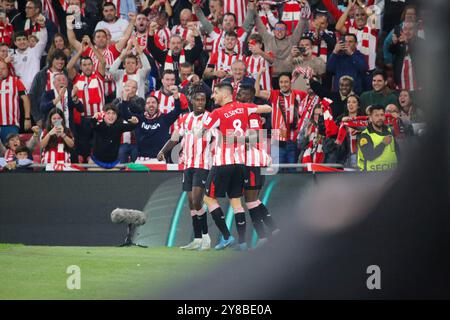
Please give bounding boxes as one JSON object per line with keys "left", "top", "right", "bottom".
{"left": 245, "top": 53, "right": 273, "bottom": 92}
{"left": 345, "top": 19, "right": 378, "bottom": 71}
{"left": 73, "top": 71, "right": 105, "bottom": 117}
{"left": 151, "top": 90, "right": 189, "bottom": 114}
{"left": 246, "top": 113, "right": 271, "bottom": 168}
{"left": 178, "top": 111, "right": 212, "bottom": 170}
{"left": 269, "top": 89, "right": 308, "bottom": 142}
{"left": 82, "top": 45, "right": 120, "bottom": 97}
{"left": 223, "top": 0, "right": 247, "bottom": 27}
{"left": 203, "top": 101, "right": 258, "bottom": 166}
{"left": 209, "top": 27, "right": 247, "bottom": 54}
{"left": 41, "top": 140, "right": 71, "bottom": 164}
{"left": 0, "top": 76, "right": 26, "bottom": 126}
{"left": 207, "top": 49, "right": 244, "bottom": 88}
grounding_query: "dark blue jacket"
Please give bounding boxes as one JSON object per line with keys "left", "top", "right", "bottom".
{"left": 40, "top": 89, "right": 84, "bottom": 134}
{"left": 326, "top": 50, "right": 368, "bottom": 95}
{"left": 119, "top": 98, "right": 182, "bottom": 158}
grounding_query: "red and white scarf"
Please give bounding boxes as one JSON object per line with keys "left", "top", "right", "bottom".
{"left": 400, "top": 51, "right": 419, "bottom": 91}
{"left": 297, "top": 94, "right": 319, "bottom": 134}
{"left": 301, "top": 122, "right": 324, "bottom": 164}
{"left": 164, "top": 49, "right": 185, "bottom": 71}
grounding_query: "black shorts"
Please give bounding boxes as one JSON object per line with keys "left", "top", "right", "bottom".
{"left": 243, "top": 166, "right": 265, "bottom": 190}
{"left": 182, "top": 168, "right": 209, "bottom": 192}
{"left": 205, "top": 165, "right": 245, "bottom": 199}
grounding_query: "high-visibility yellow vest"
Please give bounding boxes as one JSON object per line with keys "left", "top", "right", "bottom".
{"left": 357, "top": 127, "right": 398, "bottom": 172}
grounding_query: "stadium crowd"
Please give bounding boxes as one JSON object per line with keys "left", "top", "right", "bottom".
{"left": 0, "top": 0, "right": 425, "bottom": 172}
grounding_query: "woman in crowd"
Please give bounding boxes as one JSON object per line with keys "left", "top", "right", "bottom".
{"left": 40, "top": 108, "right": 75, "bottom": 164}
{"left": 47, "top": 33, "right": 72, "bottom": 63}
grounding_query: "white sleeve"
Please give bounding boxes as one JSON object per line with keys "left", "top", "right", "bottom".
{"left": 33, "top": 27, "right": 47, "bottom": 58}
{"left": 138, "top": 53, "right": 151, "bottom": 78}
{"left": 109, "top": 56, "right": 123, "bottom": 81}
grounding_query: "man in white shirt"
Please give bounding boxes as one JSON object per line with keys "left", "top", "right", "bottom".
{"left": 95, "top": 2, "right": 129, "bottom": 43}
{"left": 12, "top": 13, "right": 47, "bottom": 91}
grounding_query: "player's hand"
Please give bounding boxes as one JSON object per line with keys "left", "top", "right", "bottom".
{"left": 156, "top": 151, "right": 165, "bottom": 161}
{"left": 383, "top": 135, "right": 392, "bottom": 145}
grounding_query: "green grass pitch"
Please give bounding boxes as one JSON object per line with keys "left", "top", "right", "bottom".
{"left": 0, "top": 244, "right": 232, "bottom": 300}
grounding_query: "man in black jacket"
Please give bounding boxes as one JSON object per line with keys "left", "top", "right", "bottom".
{"left": 389, "top": 21, "right": 424, "bottom": 91}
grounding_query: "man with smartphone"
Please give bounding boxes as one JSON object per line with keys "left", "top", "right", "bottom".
{"left": 290, "top": 36, "right": 326, "bottom": 91}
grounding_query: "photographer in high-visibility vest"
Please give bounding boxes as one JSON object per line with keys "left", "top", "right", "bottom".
{"left": 357, "top": 105, "right": 398, "bottom": 171}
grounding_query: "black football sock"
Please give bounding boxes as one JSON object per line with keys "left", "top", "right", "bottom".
{"left": 192, "top": 215, "right": 202, "bottom": 239}
{"left": 258, "top": 203, "right": 278, "bottom": 232}
{"left": 234, "top": 212, "right": 247, "bottom": 244}
{"left": 198, "top": 213, "right": 208, "bottom": 235}
{"left": 249, "top": 208, "right": 266, "bottom": 239}
{"left": 210, "top": 207, "right": 230, "bottom": 239}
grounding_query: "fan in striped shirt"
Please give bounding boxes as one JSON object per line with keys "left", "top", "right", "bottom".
{"left": 158, "top": 91, "right": 212, "bottom": 251}
{"left": 203, "top": 31, "right": 244, "bottom": 89}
